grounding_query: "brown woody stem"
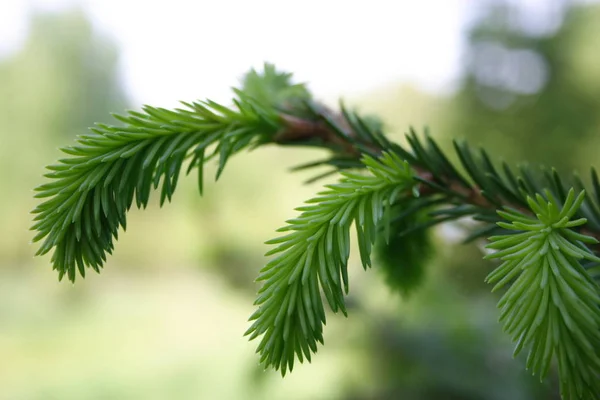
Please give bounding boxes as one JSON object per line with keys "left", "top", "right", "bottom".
{"left": 273, "top": 104, "right": 600, "bottom": 250}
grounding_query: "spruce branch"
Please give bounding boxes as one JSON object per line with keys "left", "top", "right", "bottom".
{"left": 245, "top": 151, "right": 415, "bottom": 375}
{"left": 278, "top": 106, "right": 600, "bottom": 249}
{"left": 485, "top": 189, "right": 600, "bottom": 399}
{"left": 31, "top": 64, "right": 600, "bottom": 399}
{"left": 31, "top": 64, "right": 307, "bottom": 282}
{"left": 248, "top": 91, "right": 600, "bottom": 394}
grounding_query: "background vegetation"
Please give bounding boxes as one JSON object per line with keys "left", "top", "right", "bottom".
{"left": 1, "top": 1, "right": 599, "bottom": 399}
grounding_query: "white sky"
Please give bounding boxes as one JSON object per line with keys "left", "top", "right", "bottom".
{"left": 0, "top": 0, "right": 576, "bottom": 108}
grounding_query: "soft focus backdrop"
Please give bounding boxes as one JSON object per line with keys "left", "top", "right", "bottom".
{"left": 1, "top": 0, "right": 599, "bottom": 399}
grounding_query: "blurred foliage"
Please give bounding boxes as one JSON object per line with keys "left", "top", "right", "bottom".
{"left": 0, "top": 11, "right": 126, "bottom": 140}
{"left": 374, "top": 205, "right": 433, "bottom": 298}
{"left": 445, "top": 1, "right": 600, "bottom": 173}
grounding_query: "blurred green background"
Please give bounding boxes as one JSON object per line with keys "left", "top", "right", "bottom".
{"left": 1, "top": 1, "right": 600, "bottom": 399}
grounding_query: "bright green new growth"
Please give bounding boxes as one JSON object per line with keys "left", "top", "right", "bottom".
{"left": 30, "top": 66, "right": 299, "bottom": 281}
{"left": 31, "top": 65, "right": 600, "bottom": 399}
{"left": 245, "top": 152, "right": 414, "bottom": 375}
{"left": 485, "top": 189, "right": 600, "bottom": 399}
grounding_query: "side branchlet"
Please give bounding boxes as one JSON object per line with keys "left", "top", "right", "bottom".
{"left": 485, "top": 189, "right": 600, "bottom": 399}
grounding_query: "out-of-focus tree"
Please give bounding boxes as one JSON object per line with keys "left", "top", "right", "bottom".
{"left": 445, "top": 0, "right": 600, "bottom": 172}
{"left": 0, "top": 9, "right": 126, "bottom": 142}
